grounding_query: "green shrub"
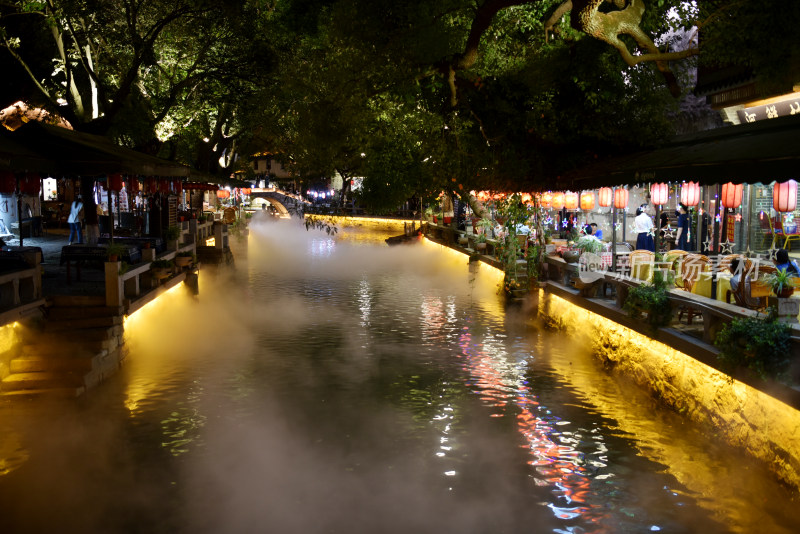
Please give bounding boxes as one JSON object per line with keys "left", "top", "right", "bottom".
{"left": 165, "top": 225, "right": 181, "bottom": 241}
{"left": 714, "top": 307, "right": 792, "bottom": 382}
{"left": 623, "top": 270, "right": 673, "bottom": 330}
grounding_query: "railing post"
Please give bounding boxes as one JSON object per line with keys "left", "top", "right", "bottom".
{"left": 105, "top": 260, "right": 123, "bottom": 307}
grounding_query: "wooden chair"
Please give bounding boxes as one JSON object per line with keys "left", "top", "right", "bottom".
{"left": 725, "top": 258, "right": 765, "bottom": 310}
{"left": 678, "top": 254, "right": 710, "bottom": 324}
{"left": 629, "top": 250, "right": 655, "bottom": 281}
{"left": 772, "top": 215, "right": 800, "bottom": 251}
{"left": 760, "top": 214, "right": 775, "bottom": 249}
{"left": 664, "top": 250, "right": 688, "bottom": 288}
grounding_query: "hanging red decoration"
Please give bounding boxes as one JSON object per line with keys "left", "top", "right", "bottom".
{"left": 129, "top": 177, "right": 140, "bottom": 194}
{"left": 680, "top": 181, "right": 700, "bottom": 207}
{"left": 242, "top": 188, "right": 251, "bottom": 195}
{"left": 159, "top": 179, "right": 170, "bottom": 194}
{"left": 614, "top": 188, "right": 629, "bottom": 209}
{"left": 598, "top": 187, "right": 612, "bottom": 207}
{"left": 564, "top": 192, "right": 579, "bottom": 210}
{"left": 20, "top": 173, "right": 40, "bottom": 196}
{"left": 174, "top": 180, "right": 183, "bottom": 196}
{"left": 551, "top": 192, "right": 565, "bottom": 210}
{"left": 773, "top": 180, "right": 798, "bottom": 212}
{"left": 650, "top": 183, "right": 669, "bottom": 205}
{"left": 145, "top": 177, "right": 157, "bottom": 194}
{"left": 108, "top": 173, "right": 124, "bottom": 192}
{"left": 520, "top": 193, "right": 532, "bottom": 204}
{"left": 720, "top": 182, "right": 743, "bottom": 208}
{"left": 0, "top": 171, "right": 16, "bottom": 194}
{"left": 580, "top": 191, "right": 595, "bottom": 211}
{"left": 217, "top": 190, "right": 230, "bottom": 199}
{"left": 540, "top": 192, "right": 552, "bottom": 208}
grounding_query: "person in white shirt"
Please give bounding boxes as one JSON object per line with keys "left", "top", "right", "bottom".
{"left": 67, "top": 195, "right": 84, "bottom": 245}
{"left": 634, "top": 204, "right": 654, "bottom": 251}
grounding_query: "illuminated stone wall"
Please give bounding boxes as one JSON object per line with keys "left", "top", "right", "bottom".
{"left": 541, "top": 290, "right": 800, "bottom": 493}
{"left": 0, "top": 323, "right": 22, "bottom": 381}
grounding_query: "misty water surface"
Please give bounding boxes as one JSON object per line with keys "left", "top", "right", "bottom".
{"left": 0, "top": 219, "right": 799, "bottom": 533}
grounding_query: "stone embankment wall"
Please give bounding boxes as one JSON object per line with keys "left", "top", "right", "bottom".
{"left": 540, "top": 291, "right": 800, "bottom": 493}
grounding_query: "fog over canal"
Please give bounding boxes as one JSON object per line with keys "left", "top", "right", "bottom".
{"left": 0, "top": 220, "right": 798, "bottom": 533}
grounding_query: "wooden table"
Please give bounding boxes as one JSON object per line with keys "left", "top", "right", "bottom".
{"left": 60, "top": 244, "right": 141, "bottom": 283}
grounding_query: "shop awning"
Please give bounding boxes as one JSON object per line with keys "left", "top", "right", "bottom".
{"left": 0, "top": 121, "right": 193, "bottom": 177}
{"left": 566, "top": 114, "right": 800, "bottom": 188}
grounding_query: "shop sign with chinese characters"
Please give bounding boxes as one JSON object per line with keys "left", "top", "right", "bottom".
{"left": 737, "top": 96, "right": 800, "bottom": 123}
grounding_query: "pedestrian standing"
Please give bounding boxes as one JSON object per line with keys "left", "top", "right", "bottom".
{"left": 68, "top": 195, "right": 84, "bottom": 245}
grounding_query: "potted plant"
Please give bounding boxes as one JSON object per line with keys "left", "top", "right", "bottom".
{"left": 767, "top": 269, "right": 795, "bottom": 298}
{"left": 175, "top": 251, "right": 194, "bottom": 268}
{"left": 106, "top": 243, "right": 126, "bottom": 262}
{"left": 165, "top": 225, "right": 182, "bottom": 242}
{"left": 623, "top": 270, "right": 673, "bottom": 332}
{"left": 474, "top": 232, "right": 488, "bottom": 252}
{"left": 476, "top": 217, "right": 494, "bottom": 238}
{"left": 150, "top": 259, "right": 173, "bottom": 280}
{"left": 574, "top": 235, "right": 604, "bottom": 255}
{"left": 714, "top": 307, "right": 791, "bottom": 382}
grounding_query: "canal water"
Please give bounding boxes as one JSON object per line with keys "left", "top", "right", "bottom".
{"left": 1, "top": 220, "right": 799, "bottom": 533}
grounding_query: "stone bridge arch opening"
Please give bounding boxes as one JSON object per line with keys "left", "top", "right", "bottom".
{"left": 250, "top": 193, "right": 291, "bottom": 217}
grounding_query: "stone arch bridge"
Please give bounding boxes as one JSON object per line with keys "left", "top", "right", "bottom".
{"left": 249, "top": 189, "right": 310, "bottom": 218}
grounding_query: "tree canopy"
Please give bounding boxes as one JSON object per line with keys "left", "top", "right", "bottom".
{"left": 1, "top": 1, "right": 797, "bottom": 208}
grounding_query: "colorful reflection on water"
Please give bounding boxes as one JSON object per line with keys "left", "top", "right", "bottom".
{"left": 0, "top": 220, "right": 798, "bottom": 533}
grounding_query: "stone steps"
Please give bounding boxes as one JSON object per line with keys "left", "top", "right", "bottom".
{"left": 0, "top": 386, "right": 85, "bottom": 398}
{"left": 1, "top": 300, "right": 126, "bottom": 396}
{"left": 0, "top": 371, "right": 84, "bottom": 392}
{"left": 10, "top": 354, "right": 95, "bottom": 373}
{"left": 44, "top": 315, "right": 122, "bottom": 331}
{"left": 47, "top": 305, "right": 123, "bottom": 321}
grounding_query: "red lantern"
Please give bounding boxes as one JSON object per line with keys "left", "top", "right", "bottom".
{"left": 159, "top": 179, "right": 170, "bottom": 194}
{"left": 614, "top": 188, "right": 629, "bottom": 209}
{"left": 108, "top": 173, "right": 124, "bottom": 192}
{"left": 773, "top": 180, "right": 798, "bottom": 212}
{"left": 551, "top": 192, "right": 565, "bottom": 210}
{"left": 242, "top": 188, "right": 251, "bottom": 195}
{"left": 217, "top": 190, "right": 230, "bottom": 199}
{"left": 680, "top": 181, "right": 700, "bottom": 207}
{"left": 650, "top": 183, "right": 669, "bottom": 205}
{"left": 520, "top": 193, "right": 532, "bottom": 204}
{"left": 145, "top": 177, "right": 157, "bottom": 194}
{"left": 580, "top": 191, "right": 595, "bottom": 211}
{"left": 129, "top": 177, "right": 140, "bottom": 194}
{"left": 598, "top": 187, "right": 612, "bottom": 207}
{"left": 175, "top": 180, "right": 183, "bottom": 196}
{"left": 20, "top": 173, "right": 40, "bottom": 196}
{"left": 564, "top": 192, "right": 578, "bottom": 210}
{"left": 540, "top": 192, "right": 552, "bottom": 208}
{"left": 0, "top": 171, "right": 15, "bottom": 194}
{"left": 721, "top": 182, "right": 743, "bottom": 208}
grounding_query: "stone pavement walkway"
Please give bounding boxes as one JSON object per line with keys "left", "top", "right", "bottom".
{"left": 6, "top": 228, "right": 106, "bottom": 297}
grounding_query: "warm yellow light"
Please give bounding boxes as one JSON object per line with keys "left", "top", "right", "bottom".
{"left": 124, "top": 282, "right": 186, "bottom": 325}
{"left": 305, "top": 214, "right": 416, "bottom": 227}
{"left": 205, "top": 237, "right": 215, "bottom": 246}
{"left": 541, "top": 292, "right": 800, "bottom": 492}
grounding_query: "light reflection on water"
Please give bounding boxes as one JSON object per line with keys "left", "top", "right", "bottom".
{"left": 0, "top": 220, "right": 798, "bottom": 533}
